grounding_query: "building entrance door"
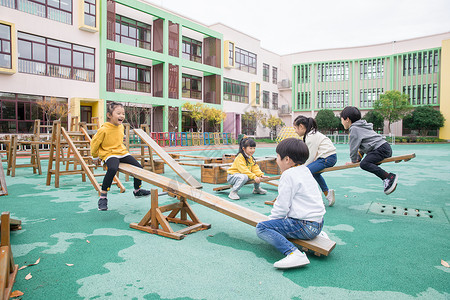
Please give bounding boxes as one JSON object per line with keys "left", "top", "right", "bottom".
{"left": 80, "top": 106, "right": 92, "bottom": 123}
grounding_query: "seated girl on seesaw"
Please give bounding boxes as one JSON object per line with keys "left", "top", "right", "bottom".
{"left": 293, "top": 115, "right": 337, "bottom": 206}
{"left": 226, "top": 137, "right": 268, "bottom": 200}
{"left": 90, "top": 102, "right": 151, "bottom": 211}
{"left": 256, "top": 138, "right": 326, "bottom": 269}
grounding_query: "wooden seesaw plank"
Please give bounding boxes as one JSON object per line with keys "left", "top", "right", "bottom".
{"left": 132, "top": 129, "right": 202, "bottom": 189}
{"left": 118, "top": 163, "right": 336, "bottom": 256}
{"left": 213, "top": 176, "right": 281, "bottom": 192}
{"left": 318, "top": 153, "right": 416, "bottom": 173}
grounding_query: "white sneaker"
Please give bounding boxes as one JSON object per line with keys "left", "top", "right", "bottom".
{"left": 325, "top": 189, "right": 335, "bottom": 207}
{"left": 318, "top": 231, "right": 330, "bottom": 240}
{"left": 253, "top": 187, "right": 267, "bottom": 195}
{"left": 273, "top": 249, "right": 310, "bottom": 269}
{"left": 228, "top": 191, "right": 240, "bottom": 200}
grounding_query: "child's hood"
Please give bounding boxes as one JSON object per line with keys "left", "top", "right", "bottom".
{"left": 351, "top": 119, "right": 373, "bottom": 131}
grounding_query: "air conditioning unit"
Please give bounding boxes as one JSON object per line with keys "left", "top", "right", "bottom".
{"left": 277, "top": 79, "right": 291, "bottom": 89}
{"left": 278, "top": 105, "right": 292, "bottom": 115}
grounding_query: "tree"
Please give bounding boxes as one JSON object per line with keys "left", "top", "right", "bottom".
{"left": 315, "top": 109, "right": 340, "bottom": 133}
{"left": 402, "top": 105, "right": 445, "bottom": 136}
{"left": 373, "top": 90, "right": 413, "bottom": 133}
{"left": 261, "top": 115, "right": 285, "bottom": 139}
{"left": 181, "top": 102, "right": 208, "bottom": 132}
{"left": 363, "top": 110, "right": 384, "bottom": 132}
{"left": 205, "top": 107, "right": 227, "bottom": 132}
{"left": 241, "top": 109, "right": 265, "bottom": 135}
{"left": 36, "top": 97, "right": 68, "bottom": 125}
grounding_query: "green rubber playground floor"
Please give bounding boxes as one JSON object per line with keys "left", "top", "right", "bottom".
{"left": 1, "top": 143, "right": 449, "bottom": 299}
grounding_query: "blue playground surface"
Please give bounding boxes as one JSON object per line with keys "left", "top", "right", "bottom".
{"left": 1, "top": 143, "right": 449, "bottom": 299}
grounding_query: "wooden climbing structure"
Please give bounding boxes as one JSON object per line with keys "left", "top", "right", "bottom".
{"left": 0, "top": 212, "right": 18, "bottom": 300}
{"left": 46, "top": 120, "right": 125, "bottom": 194}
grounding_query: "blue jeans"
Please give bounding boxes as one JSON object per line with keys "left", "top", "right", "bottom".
{"left": 227, "top": 173, "right": 260, "bottom": 192}
{"left": 307, "top": 154, "right": 337, "bottom": 193}
{"left": 256, "top": 218, "right": 323, "bottom": 255}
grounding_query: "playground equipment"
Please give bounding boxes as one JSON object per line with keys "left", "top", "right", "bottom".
{"left": 46, "top": 120, "right": 125, "bottom": 194}
{"left": 0, "top": 212, "right": 18, "bottom": 300}
{"left": 117, "top": 130, "right": 335, "bottom": 256}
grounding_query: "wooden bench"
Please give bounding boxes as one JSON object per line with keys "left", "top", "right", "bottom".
{"left": 118, "top": 164, "right": 336, "bottom": 256}
{"left": 0, "top": 212, "right": 18, "bottom": 300}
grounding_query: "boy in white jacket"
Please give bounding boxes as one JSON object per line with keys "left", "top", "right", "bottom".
{"left": 256, "top": 138, "right": 326, "bottom": 269}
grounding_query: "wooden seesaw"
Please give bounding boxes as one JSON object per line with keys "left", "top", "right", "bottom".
{"left": 118, "top": 163, "right": 336, "bottom": 256}
{"left": 263, "top": 153, "right": 416, "bottom": 205}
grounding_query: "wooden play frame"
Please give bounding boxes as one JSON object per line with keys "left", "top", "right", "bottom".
{"left": 0, "top": 212, "right": 18, "bottom": 300}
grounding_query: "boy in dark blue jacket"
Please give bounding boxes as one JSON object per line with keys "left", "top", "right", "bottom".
{"left": 340, "top": 106, "right": 398, "bottom": 195}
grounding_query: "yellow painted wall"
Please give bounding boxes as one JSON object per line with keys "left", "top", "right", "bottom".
{"left": 224, "top": 40, "right": 234, "bottom": 68}
{"left": 250, "top": 82, "right": 261, "bottom": 107}
{"left": 0, "top": 20, "right": 17, "bottom": 75}
{"left": 69, "top": 98, "right": 105, "bottom": 125}
{"left": 439, "top": 39, "right": 450, "bottom": 140}
{"left": 78, "top": 0, "right": 99, "bottom": 32}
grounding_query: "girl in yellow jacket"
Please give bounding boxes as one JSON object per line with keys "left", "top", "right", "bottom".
{"left": 227, "top": 137, "right": 268, "bottom": 200}
{"left": 90, "top": 102, "right": 150, "bottom": 211}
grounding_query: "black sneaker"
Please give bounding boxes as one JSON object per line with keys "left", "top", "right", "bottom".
{"left": 133, "top": 189, "right": 151, "bottom": 197}
{"left": 98, "top": 198, "right": 108, "bottom": 211}
{"left": 383, "top": 173, "right": 398, "bottom": 195}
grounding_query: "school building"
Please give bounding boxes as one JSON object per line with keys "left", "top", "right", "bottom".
{"left": 1, "top": 0, "right": 450, "bottom": 139}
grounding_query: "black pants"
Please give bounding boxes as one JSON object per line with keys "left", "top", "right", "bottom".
{"left": 102, "top": 155, "right": 142, "bottom": 192}
{"left": 359, "top": 142, "right": 392, "bottom": 180}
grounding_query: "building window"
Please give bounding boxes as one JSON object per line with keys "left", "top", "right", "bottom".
{"left": 359, "top": 88, "right": 383, "bottom": 108}
{"left": 235, "top": 47, "right": 257, "bottom": 74}
{"left": 318, "top": 90, "right": 349, "bottom": 109}
{"left": 18, "top": 32, "right": 95, "bottom": 82}
{"left": 182, "top": 37, "right": 202, "bottom": 63}
{"left": 228, "top": 42, "right": 234, "bottom": 66}
{"left": 272, "top": 93, "right": 278, "bottom": 110}
{"left": 224, "top": 78, "right": 249, "bottom": 103}
{"left": 263, "top": 63, "right": 269, "bottom": 82}
{"left": 402, "top": 50, "right": 440, "bottom": 76}
{"left": 318, "top": 62, "right": 349, "bottom": 82}
{"left": 272, "top": 67, "right": 278, "bottom": 84}
{"left": 255, "top": 83, "right": 260, "bottom": 105}
{"left": 262, "top": 91, "right": 269, "bottom": 108}
{"left": 182, "top": 74, "right": 202, "bottom": 100}
{"left": 114, "top": 60, "right": 151, "bottom": 93}
{"left": 297, "top": 92, "right": 311, "bottom": 110}
{"left": 0, "top": 24, "right": 11, "bottom": 69}
{"left": 84, "top": 0, "right": 96, "bottom": 27}
{"left": 0, "top": 92, "right": 67, "bottom": 133}
{"left": 403, "top": 84, "right": 438, "bottom": 105}
{"left": 359, "top": 59, "right": 384, "bottom": 80}
{"left": 298, "top": 65, "right": 311, "bottom": 83}
{"left": 1, "top": 0, "right": 73, "bottom": 24}
{"left": 115, "top": 15, "right": 151, "bottom": 50}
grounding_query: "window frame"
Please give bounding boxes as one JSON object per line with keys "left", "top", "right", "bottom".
{"left": 114, "top": 60, "right": 151, "bottom": 93}
{"left": 115, "top": 15, "right": 152, "bottom": 50}
{"left": 224, "top": 78, "right": 249, "bottom": 103}
{"left": 17, "top": 32, "right": 95, "bottom": 82}
{"left": 0, "top": 23, "right": 12, "bottom": 69}
{"left": 182, "top": 74, "right": 202, "bottom": 100}
{"left": 263, "top": 63, "right": 269, "bottom": 82}
{"left": 235, "top": 47, "right": 257, "bottom": 74}
{"left": 182, "top": 36, "right": 202, "bottom": 63}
